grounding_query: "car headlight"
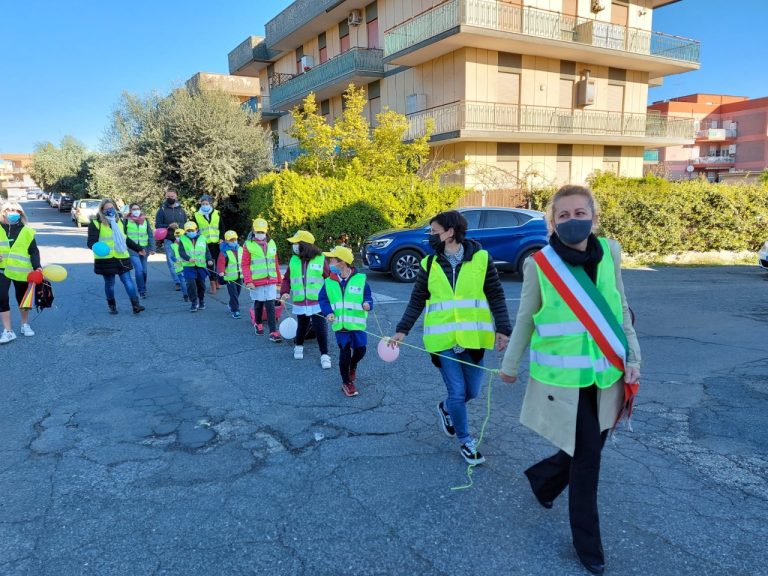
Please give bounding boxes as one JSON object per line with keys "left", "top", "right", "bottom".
{"left": 368, "top": 238, "right": 393, "bottom": 249}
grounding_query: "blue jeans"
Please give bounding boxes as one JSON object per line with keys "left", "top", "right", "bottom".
{"left": 437, "top": 349, "right": 485, "bottom": 444}
{"left": 129, "top": 250, "right": 148, "bottom": 295}
{"left": 104, "top": 272, "right": 138, "bottom": 300}
{"left": 163, "top": 239, "right": 179, "bottom": 285}
{"left": 175, "top": 271, "right": 188, "bottom": 297}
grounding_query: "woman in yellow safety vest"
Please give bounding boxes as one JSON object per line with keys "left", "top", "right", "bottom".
{"left": 500, "top": 185, "right": 641, "bottom": 576}
{"left": 391, "top": 210, "right": 512, "bottom": 466}
{"left": 87, "top": 199, "right": 146, "bottom": 315}
{"left": 194, "top": 194, "right": 224, "bottom": 296}
{"left": 124, "top": 202, "right": 155, "bottom": 299}
{"left": 0, "top": 202, "right": 42, "bottom": 344}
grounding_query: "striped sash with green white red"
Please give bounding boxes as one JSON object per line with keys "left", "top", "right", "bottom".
{"left": 533, "top": 246, "right": 627, "bottom": 371}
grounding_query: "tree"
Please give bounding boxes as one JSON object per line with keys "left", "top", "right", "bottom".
{"left": 28, "top": 136, "right": 89, "bottom": 194}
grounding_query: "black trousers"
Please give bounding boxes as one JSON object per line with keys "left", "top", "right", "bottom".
{"left": 339, "top": 344, "right": 366, "bottom": 384}
{"left": 0, "top": 274, "right": 27, "bottom": 313}
{"left": 295, "top": 314, "right": 328, "bottom": 354}
{"left": 253, "top": 299, "right": 277, "bottom": 332}
{"left": 524, "top": 385, "right": 608, "bottom": 565}
{"left": 188, "top": 277, "right": 206, "bottom": 305}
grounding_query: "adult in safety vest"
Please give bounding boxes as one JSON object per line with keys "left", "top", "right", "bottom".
{"left": 87, "top": 199, "right": 146, "bottom": 315}
{"left": 318, "top": 245, "right": 374, "bottom": 398}
{"left": 500, "top": 185, "right": 642, "bottom": 576}
{"left": 194, "top": 194, "right": 224, "bottom": 296}
{"left": 0, "top": 202, "right": 42, "bottom": 344}
{"left": 279, "top": 230, "right": 331, "bottom": 369}
{"left": 178, "top": 221, "right": 212, "bottom": 313}
{"left": 124, "top": 202, "right": 155, "bottom": 299}
{"left": 243, "top": 218, "right": 282, "bottom": 340}
{"left": 391, "top": 210, "right": 512, "bottom": 466}
{"left": 217, "top": 230, "right": 244, "bottom": 319}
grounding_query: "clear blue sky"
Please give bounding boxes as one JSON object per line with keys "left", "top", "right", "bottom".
{"left": 1, "top": 0, "right": 765, "bottom": 153}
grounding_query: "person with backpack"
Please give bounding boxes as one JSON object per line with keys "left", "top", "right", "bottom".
{"left": 87, "top": 199, "right": 146, "bottom": 315}
{"left": 155, "top": 188, "right": 187, "bottom": 291}
{"left": 124, "top": 202, "right": 154, "bottom": 299}
{"left": 499, "top": 185, "right": 641, "bottom": 576}
{"left": 194, "top": 194, "right": 225, "bottom": 296}
{"left": 390, "top": 210, "right": 511, "bottom": 466}
{"left": 0, "top": 202, "right": 42, "bottom": 343}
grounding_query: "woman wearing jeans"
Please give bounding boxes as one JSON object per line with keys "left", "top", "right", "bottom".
{"left": 124, "top": 202, "right": 154, "bottom": 298}
{"left": 391, "top": 210, "right": 511, "bottom": 465}
{"left": 87, "top": 199, "right": 146, "bottom": 315}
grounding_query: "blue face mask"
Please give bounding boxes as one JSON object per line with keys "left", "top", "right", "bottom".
{"left": 200, "top": 205, "right": 212, "bottom": 214}
{"left": 186, "top": 231, "right": 198, "bottom": 239}
{"left": 6, "top": 213, "right": 20, "bottom": 224}
{"left": 329, "top": 264, "right": 341, "bottom": 275}
{"left": 104, "top": 208, "right": 116, "bottom": 217}
{"left": 555, "top": 218, "right": 593, "bottom": 245}
{"left": 227, "top": 241, "right": 238, "bottom": 249}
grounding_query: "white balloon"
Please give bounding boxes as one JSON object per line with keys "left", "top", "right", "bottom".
{"left": 279, "top": 317, "right": 298, "bottom": 340}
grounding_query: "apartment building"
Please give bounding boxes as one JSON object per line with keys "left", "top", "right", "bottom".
{"left": 647, "top": 93, "right": 768, "bottom": 181}
{"left": 228, "top": 0, "right": 699, "bottom": 193}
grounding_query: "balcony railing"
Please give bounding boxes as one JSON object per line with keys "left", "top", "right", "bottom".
{"left": 406, "top": 101, "right": 696, "bottom": 141}
{"left": 273, "top": 144, "right": 303, "bottom": 167}
{"left": 384, "top": 0, "right": 700, "bottom": 64}
{"left": 228, "top": 36, "right": 280, "bottom": 74}
{"left": 269, "top": 48, "right": 384, "bottom": 109}
{"left": 266, "top": 0, "right": 341, "bottom": 48}
{"left": 696, "top": 128, "right": 738, "bottom": 140}
{"left": 692, "top": 155, "right": 735, "bottom": 165}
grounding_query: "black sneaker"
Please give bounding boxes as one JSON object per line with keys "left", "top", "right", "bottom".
{"left": 437, "top": 402, "right": 456, "bottom": 437}
{"left": 190, "top": 303, "right": 199, "bottom": 313}
{"left": 198, "top": 302, "right": 206, "bottom": 310}
{"left": 460, "top": 440, "right": 485, "bottom": 465}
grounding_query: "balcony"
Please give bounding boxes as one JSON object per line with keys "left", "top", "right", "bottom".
{"left": 228, "top": 36, "right": 282, "bottom": 76}
{"left": 406, "top": 101, "right": 695, "bottom": 147}
{"left": 695, "top": 128, "right": 738, "bottom": 141}
{"left": 269, "top": 48, "right": 384, "bottom": 110}
{"left": 691, "top": 155, "right": 736, "bottom": 167}
{"left": 241, "top": 96, "right": 284, "bottom": 120}
{"left": 186, "top": 73, "right": 260, "bottom": 99}
{"left": 384, "top": 0, "right": 700, "bottom": 78}
{"left": 265, "top": 0, "right": 371, "bottom": 51}
{"left": 273, "top": 144, "right": 303, "bottom": 167}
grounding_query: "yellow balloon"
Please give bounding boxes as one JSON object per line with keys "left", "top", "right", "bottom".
{"left": 42, "top": 264, "right": 68, "bottom": 282}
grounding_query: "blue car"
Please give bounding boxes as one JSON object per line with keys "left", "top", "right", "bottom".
{"left": 362, "top": 207, "right": 548, "bottom": 282}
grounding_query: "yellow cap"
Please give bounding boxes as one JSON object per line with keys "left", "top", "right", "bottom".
{"left": 323, "top": 245, "right": 354, "bottom": 265}
{"left": 287, "top": 230, "right": 315, "bottom": 244}
{"left": 174, "top": 228, "right": 184, "bottom": 238}
{"left": 183, "top": 221, "right": 198, "bottom": 231}
{"left": 224, "top": 230, "right": 238, "bottom": 241}
{"left": 252, "top": 218, "right": 268, "bottom": 232}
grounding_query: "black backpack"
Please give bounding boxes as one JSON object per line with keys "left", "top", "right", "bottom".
{"left": 35, "top": 281, "right": 54, "bottom": 312}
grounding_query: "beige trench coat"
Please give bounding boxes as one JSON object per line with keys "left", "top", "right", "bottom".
{"left": 501, "top": 239, "right": 641, "bottom": 456}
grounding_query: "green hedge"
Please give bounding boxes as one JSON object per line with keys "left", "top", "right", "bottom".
{"left": 243, "top": 171, "right": 465, "bottom": 258}
{"left": 529, "top": 173, "right": 768, "bottom": 255}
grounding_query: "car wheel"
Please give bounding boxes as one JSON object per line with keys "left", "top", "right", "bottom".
{"left": 390, "top": 249, "right": 423, "bottom": 283}
{"left": 517, "top": 248, "right": 541, "bottom": 276}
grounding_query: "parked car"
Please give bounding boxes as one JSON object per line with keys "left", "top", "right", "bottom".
{"left": 41, "top": 190, "right": 50, "bottom": 200}
{"left": 49, "top": 192, "right": 62, "bottom": 208}
{"left": 362, "top": 207, "right": 548, "bottom": 282}
{"left": 71, "top": 198, "right": 101, "bottom": 227}
{"left": 758, "top": 241, "right": 768, "bottom": 270}
{"left": 26, "top": 190, "right": 37, "bottom": 200}
{"left": 58, "top": 194, "right": 74, "bottom": 212}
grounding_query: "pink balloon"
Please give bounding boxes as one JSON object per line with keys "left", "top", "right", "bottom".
{"left": 153, "top": 228, "right": 168, "bottom": 241}
{"left": 377, "top": 338, "right": 400, "bottom": 362}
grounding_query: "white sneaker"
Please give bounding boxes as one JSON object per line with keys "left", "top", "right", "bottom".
{"left": 20, "top": 323, "right": 35, "bottom": 337}
{"left": 0, "top": 329, "right": 17, "bottom": 344}
{"left": 293, "top": 345, "right": 304, "bottom": 360}
{"left": 320, "top": 354, "right": 332, "bottom": 369}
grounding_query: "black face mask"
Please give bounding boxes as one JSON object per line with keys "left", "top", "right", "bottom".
{"left": 428, "top": 233, "right": 445, "bottom": 252}
{"left": 166, "top": 198, "right": 176, "bottom": 206}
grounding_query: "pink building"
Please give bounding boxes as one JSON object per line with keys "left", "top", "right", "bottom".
{"left": 647, "top": 93, "right": 768, "bottom": 181}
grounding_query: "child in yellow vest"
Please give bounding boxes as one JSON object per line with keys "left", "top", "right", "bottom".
{"left": 178, "top": 221, "right": 212, "bottom": 312}
{"left": 170, "top": 228, "right": 189, "bottom": 302}
{"left": 217, "top": 230, "right": 243, "bottom": 319}
{"left": 318, "top": 246, "right": 373, "bottom": 397}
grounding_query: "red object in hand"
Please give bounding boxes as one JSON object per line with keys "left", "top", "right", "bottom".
{"left": 27, "top": 270, "right": 44, "bottom": 285}
{"left": 153, "top": 228, "right": 168, "bottom": 241}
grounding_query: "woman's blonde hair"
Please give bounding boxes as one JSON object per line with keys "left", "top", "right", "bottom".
{"left": 1, "top": 202, "right": 28, "bottom": 224}
{"left": 96, "top": 198, "right": 117, "bottom": 224}
{"left": 545, "top": 185, "right": 600, "bottom": 231}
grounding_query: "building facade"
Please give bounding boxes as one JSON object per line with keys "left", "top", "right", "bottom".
{"left": 229, "top": 0, "right": 699, "bottom": 195}
{"left": 647, "top": 93, "right": 768, "bottom": 181}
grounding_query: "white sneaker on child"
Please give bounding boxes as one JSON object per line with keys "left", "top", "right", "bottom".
{"left": 20, "top": 324, "right": 35, "bottom": 337}
{"left": 320, "top": 354, "right": 331, "bottom": 369}
{"left": 0, "top": 329, "right": 17, "bottom": 344}
{"left": 293, "top": 346, "right": 304, "bottom": 360}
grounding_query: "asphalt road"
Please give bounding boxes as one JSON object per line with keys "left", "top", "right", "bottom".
{"left": 2, "top": 200, "right": 767, "bottom": 576}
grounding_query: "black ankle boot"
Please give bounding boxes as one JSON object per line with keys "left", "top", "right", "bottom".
{"left": 108, "top": 298, "right": 118, "bottom": 314}
{"left": 130, "top": 298, "right": 145, "bottom": 314}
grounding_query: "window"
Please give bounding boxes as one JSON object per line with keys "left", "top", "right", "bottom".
{"left": 296, "top": 46, "right": 304, "bottom": 75}
{"left": 320, "top": 99, "right": 330, "bottom": 118}
{"left": 318, "top": 32, "right": 328, "bottom": 64}
{"left": 339, "top": 19, "right": 350, "bottom": 53}
{"left": 366, "top": 2, "right": 380, "bottom": 49}
{"left": 368, "top": 81, "right": 381, "bottom": 125}
{"left": 461, "top": 210, "right": 483, "bottom": 230}
{"left": 483, "top": 210, "right": 521, "bottom": 229}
